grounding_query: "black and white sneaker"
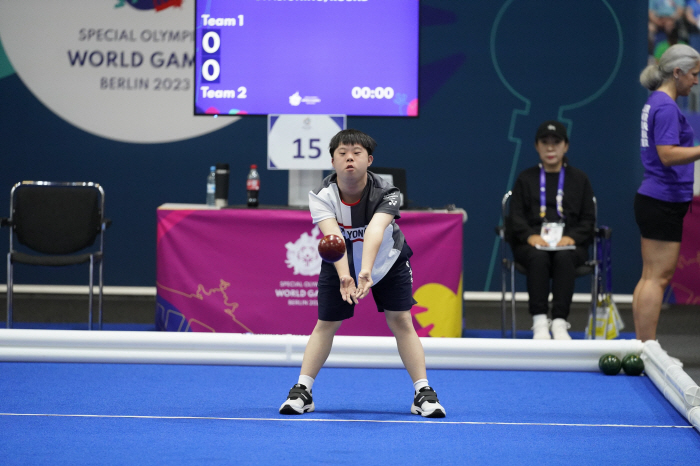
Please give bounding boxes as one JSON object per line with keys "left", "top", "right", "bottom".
{"left": 279, "top": 384, "right": 315, "bottom": 415}
{"left": 411, "top": 386, "right": 446, "bottom": 418}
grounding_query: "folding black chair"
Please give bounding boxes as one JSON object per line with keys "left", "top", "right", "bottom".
{"left": 496, "top": 191, "right": 600, "bottom": 339}
{"left": 370, "top": 167, "right": 408, "bottom": 208}
{"left": 1, "top": 181, "right": 110, "bottom": 329}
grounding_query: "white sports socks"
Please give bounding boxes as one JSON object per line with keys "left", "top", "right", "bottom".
{"left": 298, "top": 374, "right": 314, "bottom": 391}
{"left": 413, "top": 378, "right": 429, "bottom": 393}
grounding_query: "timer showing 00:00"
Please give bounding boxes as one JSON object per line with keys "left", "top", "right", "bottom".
{"left": 351, "top": 86, "right": 395, "bottom": 99}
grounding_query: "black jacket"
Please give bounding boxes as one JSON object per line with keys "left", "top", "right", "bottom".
{"left": 507, "top": 164, "right": 595, "bottom": 248}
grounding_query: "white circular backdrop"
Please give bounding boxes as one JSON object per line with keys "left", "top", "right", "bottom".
{"left": 0, "top": 0, "right": 237, "bottom": 143}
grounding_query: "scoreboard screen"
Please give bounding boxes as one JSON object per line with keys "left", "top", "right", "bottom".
{"left": 194, "top": 0, "right": 419, "bottom": 117}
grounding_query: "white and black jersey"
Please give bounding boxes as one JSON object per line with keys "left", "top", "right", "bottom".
{"left": 309, "top": 171, "right": 405, "bottom": 285}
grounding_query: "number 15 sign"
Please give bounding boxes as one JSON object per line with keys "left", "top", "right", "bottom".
{"left": 267, "top": 115, "right": 346, "bottom": 170}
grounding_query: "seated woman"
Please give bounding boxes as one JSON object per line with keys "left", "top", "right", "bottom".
{"left": 507, "top": 120, "right": 596, "bottom": 340}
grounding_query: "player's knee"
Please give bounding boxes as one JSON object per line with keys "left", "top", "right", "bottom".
{"left": 385, "top": 310, "right": 412, "bottom": 332}
{"left": 314, "top": 319, "right": 342, "bottom": 335}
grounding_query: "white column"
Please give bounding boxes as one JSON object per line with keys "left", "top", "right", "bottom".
{"left": 288, "top": 170, "right": 323, "bottom": 207}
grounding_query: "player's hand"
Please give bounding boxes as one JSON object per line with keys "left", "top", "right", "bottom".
{"left": 339, "top": 275, "right": 358, "bottom": 304}
{"left": 557, "top": 236, "right": 575, "bottom": 247}
{"left": 527, "top": 234, "right": 548, "bottom": 247}
{"left": 355, "top": 269, "right": 373, "bottom": 300}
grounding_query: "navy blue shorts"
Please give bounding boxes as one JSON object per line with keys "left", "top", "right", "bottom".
{"left": 634, "top": 193, "right": 690, "bottom": 242}
{"left": 317, "top": 242, "right": 418, "bottom": 322}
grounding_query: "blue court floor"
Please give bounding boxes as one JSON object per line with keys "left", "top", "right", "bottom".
{"left": 0, "top": 362, "right": 698, "bottom": 465}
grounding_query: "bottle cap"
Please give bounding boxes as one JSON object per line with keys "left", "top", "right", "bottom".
{"left": 251, "top": 164, "right": 257, "bottom": 169}
{"left": 210, "top": 166, "right": 215, "bottom": 170}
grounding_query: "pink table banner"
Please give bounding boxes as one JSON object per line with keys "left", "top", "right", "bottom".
{"left": 669, "top": 195, "right": 700, "bottom": 304}
{"left": 156, "top": 205, "right": 464, "bottom": 337}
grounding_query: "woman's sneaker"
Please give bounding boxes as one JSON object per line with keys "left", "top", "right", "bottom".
{"left": 532, "top": 315, "right": 552, "bottom": 340}
{"left": 550, "top": 318, "right": 572, "bottom": 340}
{"left": 411, "top": 386, "right": 446, "bottom": 418}
{"left": 279, "top": 384, "right": 315, "bottom": 415}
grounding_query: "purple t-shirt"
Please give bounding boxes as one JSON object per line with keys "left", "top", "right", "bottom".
{"left": 638, "top": 91, "right": 694, "bottom": 203}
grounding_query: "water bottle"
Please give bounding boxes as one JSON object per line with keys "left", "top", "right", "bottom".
{"left": 246, "top": 164, "right": 260, "bottom": 207}
{"left": 206, "top": 166, "right": 216, "bottom": 206}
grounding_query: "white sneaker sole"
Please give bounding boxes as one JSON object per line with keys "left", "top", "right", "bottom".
{"left": 279, "top": 401, "right": 315, "bottom": 415}
{"left": 411, "top": 404, "right": 446, "bottom": 418}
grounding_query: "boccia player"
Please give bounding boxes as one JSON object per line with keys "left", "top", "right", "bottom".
{"left": 279, "top": 129, "right": 446, "bottom": 418}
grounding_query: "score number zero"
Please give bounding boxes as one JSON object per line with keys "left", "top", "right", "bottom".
{"left": 351, "top": 86, "right": 395, "bottom": 99}
{"left": 200, "top": 27, "right": 246, "bottom": 99}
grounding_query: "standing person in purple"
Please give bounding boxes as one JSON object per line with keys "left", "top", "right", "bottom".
{"left": 634, "top": 44, "right": 700, "bottom": 342}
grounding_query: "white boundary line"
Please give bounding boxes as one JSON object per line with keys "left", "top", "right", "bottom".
{"left": 0, "top": 412, "right": 691, "bottom": 429}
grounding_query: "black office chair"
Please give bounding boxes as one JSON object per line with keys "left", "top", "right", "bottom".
{"left": 496, "top": 191, "right": 601, "bottom": 339}
{"left": 1, "top": 181, "right": 110, "bottom": 329}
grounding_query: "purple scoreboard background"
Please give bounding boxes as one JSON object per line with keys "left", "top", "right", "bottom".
{"left": 194, "top": 0, "right": 419, "bottom": 117}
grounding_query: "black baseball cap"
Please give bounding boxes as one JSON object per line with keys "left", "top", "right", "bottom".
{"left": 535, "top": 120, "right": 568, "bottom": 142}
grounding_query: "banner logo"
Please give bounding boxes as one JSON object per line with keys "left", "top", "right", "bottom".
{"left": 285, "top": 226, "right": 323, "bottom": 276}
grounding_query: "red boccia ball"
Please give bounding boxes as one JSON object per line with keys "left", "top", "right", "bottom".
{"left": 318, "top": 234, "right": 346, "bottom": 263}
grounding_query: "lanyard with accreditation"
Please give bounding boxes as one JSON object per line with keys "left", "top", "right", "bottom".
{"left": 539, "top": 163, "right": 566, "bottom": 247}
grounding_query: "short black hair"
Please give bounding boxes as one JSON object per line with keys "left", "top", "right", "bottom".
{"left": 329, "top": 129, "right": 377, "bottom": 157}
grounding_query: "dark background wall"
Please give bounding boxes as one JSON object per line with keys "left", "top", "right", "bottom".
{"left": 0, "top": 1, "right": 649, "bottom": 294}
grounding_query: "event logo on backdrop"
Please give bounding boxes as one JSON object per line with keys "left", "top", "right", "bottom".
{"left": 284, "top": 226, "right": 323, "bottom": 277}
{"left": 0, "top": 0, "right": 236, "bottom": 143}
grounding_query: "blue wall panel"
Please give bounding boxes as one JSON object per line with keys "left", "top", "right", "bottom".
{"left": 0, "top": 1, "right": 650, "bottom": 294}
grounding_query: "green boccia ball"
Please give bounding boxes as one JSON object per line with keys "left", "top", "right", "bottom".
{"left": 622, "top": 354, "right": 645, "bottom": 376}
{"left": 598, "top": 354, "right": 622, "bottom": 375}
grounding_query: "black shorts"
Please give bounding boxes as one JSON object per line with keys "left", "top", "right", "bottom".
{"left": 634, "top": 193, "right": 690, "bottom": 242}
{"left": 317, "top": 242, "right": 418, "bottom": 321}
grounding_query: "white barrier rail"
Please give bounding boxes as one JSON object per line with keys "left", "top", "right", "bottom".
{"left": 0, "top": 329, "right": 643, "bottom": 372}
{"left": 642, "top": 340, "right": 700, "bottom": 433}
